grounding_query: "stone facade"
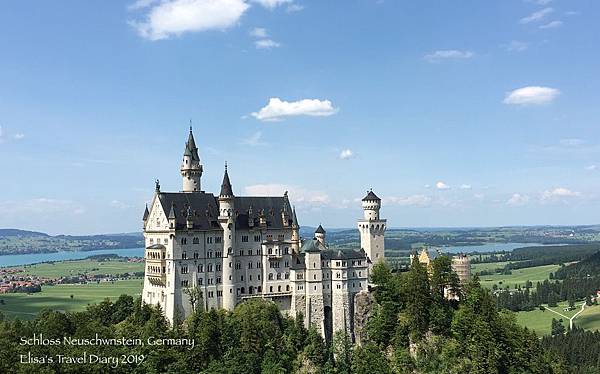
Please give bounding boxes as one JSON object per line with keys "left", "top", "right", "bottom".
{"left": 141, "top": 129, "right": 386, "bottom": 340}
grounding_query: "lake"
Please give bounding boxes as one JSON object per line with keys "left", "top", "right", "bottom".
{"left": 0, "top": 248, "right": 145, "bottom": 267}
{"left": 0, "top": 242, "right": 556, "bottom": 267}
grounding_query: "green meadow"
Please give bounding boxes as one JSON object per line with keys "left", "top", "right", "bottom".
{"left": 478, "top": 264, "right": 560, "bottom": 289}
{"left": 0, "top": 279, "right": 143, "bottom": 320}
{"left": 13, "top": 259, "right": 144, "bottom": 278}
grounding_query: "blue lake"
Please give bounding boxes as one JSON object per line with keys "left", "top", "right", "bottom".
{"left": 441, "top": 242, "right": 546, "bottom": 254}
{"left": 0, "top": 248, "right": 145, "bottom": 267}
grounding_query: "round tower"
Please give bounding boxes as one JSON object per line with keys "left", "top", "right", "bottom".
{"left": 315, "top": 224, "right": 326, "bottom": 245}
{"left": 180, "top": 126, "right": 203, "bottom": 192}
{"left": 361, "top": 189, "right": 381, "bottom": 220}
{"left": 219, "top": 163, "right": 236, "bottom": 310}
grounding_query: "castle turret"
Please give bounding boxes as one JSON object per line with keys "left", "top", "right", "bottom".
{"left": 180, "top": 126, "right": 203, "bottom": 192}
{"left": 291, "top": 206, "right": 300, "bottom": 253}
{"left": 219, "top": 163, "right": 236, "bottom": 310}
{"left": 357, "top": 190, "right": 386, "bottom": 267}
{"left": 315, "top": 225, "right": 326, "bottom": 245}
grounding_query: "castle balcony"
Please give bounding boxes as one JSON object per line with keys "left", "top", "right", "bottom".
{"left": 267, "top": 253, "right": 283, "bottom": 260}
{"left": 240, "top": 291, "right": 291, "bottom": 300}
{"left": 147, "top": 274, "right": 166, "bottom": 287}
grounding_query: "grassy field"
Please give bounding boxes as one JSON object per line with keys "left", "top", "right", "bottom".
{"left": 574, "top": 304, "right": 600, "bottom": 331}
{"left": 0, "top": 279, "right": 143, "bottom": 320}
{"left": 472, "top": 261, "right": 516, "bottom": 273}
{"left": 479, "top": 264, "right": 560, "bottom": 289}
{"left": 11, "top": 259, "right": 144, "bottom": 278}
{"left": 515, "top": 308, "right": 567, "bottom": 336}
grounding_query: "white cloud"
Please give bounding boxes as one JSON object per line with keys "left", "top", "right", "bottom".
{"left": 128, "top": 0, "right": 159, "bottom": 11}
{"left": 0, "top": 198, "right": 85, "bottom": 215}
{"left": 424, "top": 50, "right": 474, "bottom": 62}
{"left": 14, "top": 133, "right": 25, "bottom": 140}
{"left": 249, "top": 27, "right": 267, "bottom": 38}
{"left": 436, "top": 181, "right": 450, "bottom": 190}
{"left": 559, "top": 138, "right": 584, "bottom": 147}
{"left": 504, "top": 40, "right": 528, "bottom": 52}
{"left": 531, "top": 0, "right": 552, "bottom": 5}
{"left": 386, "top": 195, "right": 432, "bottom": 207}
{"left": 339, "top": 149, "right": 354, "bottom": 160}
{"left": 541, "top": 187, "right": 581, "bottom": 201}
{"left": 503, "top": 86, "right": 560, "bottom": 105}
{"left": 286, "top": 3, "right": 303, "bottom": 12}
{"left": 110, "top": 200, "right": 131, "bottom": 209}
{"left": 459, "top": 184, "right": 472, "bottom": 190}
{"left": 254, "top": 39, "right": 280, "bottom": 49}
{"left": 585, "top": 165, "right": 597, "bottom": 171}
{"left": 244, "top": 184, "right": 330, "bottom": 206}
{"left": 251, "top": 98, "right": 339, "bottom": 121}
{"left": 520, "top": 7, "right": 553, "bottom": 24}
{"left": 539, "top": 20, "right": 563, "bottom": 29}
{"left": 130, "top": 0, "right": 250, "bottom": 41}
{"left": 242, "top": 131, "right": 266, "bottom": 146}
{"left": 507, "top": 193, "right": 530, "bottom": 206}
{"left": 252, "top": 0, "right": 292, "bottom": 9}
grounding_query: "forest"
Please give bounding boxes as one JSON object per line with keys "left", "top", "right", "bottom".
{"left": 1, "top": 256, "right": 595, "bottom": 373}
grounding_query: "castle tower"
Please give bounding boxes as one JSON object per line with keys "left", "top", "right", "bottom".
{"left": 180, "top": 126, "right": 203, "bottom": 192}
{"left": 315, "top": 225, "right": 326, "bottom": 245}
{"left": 291, "top": 206, "right": 300, "bottom": 254}
{"left": 219, "top": 163, "right": 236, "bottom": 310}
{"left": 357, "top": 190, "right": 386, "bottom": 265}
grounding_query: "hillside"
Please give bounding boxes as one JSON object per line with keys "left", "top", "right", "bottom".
{"left": 0, "top": 230, "right": 143, "bottom": 256}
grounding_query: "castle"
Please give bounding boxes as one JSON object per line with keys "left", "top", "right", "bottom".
{"left": 141, "top": 128, "right": 386, "bottom": 340}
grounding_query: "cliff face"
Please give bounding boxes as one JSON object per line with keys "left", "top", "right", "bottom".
{"left": 353, "top": 289, "right": 374, "bottom": 346}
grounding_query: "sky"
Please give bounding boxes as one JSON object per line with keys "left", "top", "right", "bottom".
{"left": 0, "top": 0, "right": 599, "bottom": 235}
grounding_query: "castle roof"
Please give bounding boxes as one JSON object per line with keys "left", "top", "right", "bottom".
{"left": 301, "top": 238, "right": 323, "bottom": 253}
{"left": 315, "top": 224, "right": 326, "bottom": 234}
{"left": 156, "top": 192, "right": 292, "bottom": 230}
{"left": 321, "top": 248, "right": 366, "bottom": 260}
{"left": 220, "top": 164, "right": 233, "bottom": 196}
{"left": 142, "top": 205, "right": 149, "bottom": 221}
{"left": 183, "top": 127, "right": 200, "bottom": 162}
{"left": 362, "top": 190, "right": 380, "bottom": 201}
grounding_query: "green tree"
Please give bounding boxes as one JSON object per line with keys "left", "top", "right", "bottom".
{"left": 352, "top": 342, "right": 391, "bottom": 374}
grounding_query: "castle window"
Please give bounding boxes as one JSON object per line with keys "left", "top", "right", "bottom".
{"left": 215, "top": 237, "right": 222, "bottom": 244}
{"left": 198, "top": 278, "right": 203, "bottom": 285}
{"left": 217, "top": 277, "right": 221, "bottom": 284}
{"left": 194, "top": 252, "right": 198, "bottom": 259}
{"left": 248, "top": 249, "right": 252, "bottom": 256}
{"left": 193, "top": 237, "right": 199, "bottom": 244}
{"left": 337, "top": 272, "right": 341, "bottom": 278}
{"left": 314, "top": 286, "right": 317, "bottom": 291}
{"left": 249, "top": 286, "right": 253, "bottom": 294}
{"left": 181, "top": 280, "right": 189, "bottom": 287}
{"left": 235, "top": 263, "right": 241, "bottom": 270}
{"left": 217, "top": 291, "right": 222, "bottom": 297}
{"left": 149, "top": 238, "right": 154, "bottom": 244}
{"left": 285, "top": 273, "right": 289, "bottom": 279}
{"left": 266, "top": 234, "right": 273, "bottom": 241}
{"left": 359, "top": 271, "right": 362, "bottom": 277}
{"left": 248, "top": 263, "right": 253, "bottom": 269}
{"left": 258, "top": 274, "right": 261, "bottom": 280}
{"left": 198, "top": 264, "right": 203, "bottom": 272}
{"left": 269, "top": 286, "right": 273, "bottom": 293}
{"left": 164, "top": 238, "right": 168, "bottom": 244}
{"left": 208, "top": 264, "right": 213, "bottom": 272}
{"left": 249, "top": 275, "right": 252, "bottom": 280}
{"left": 242, "top": 235, "right": 248, "bottom": 242}
{"left": 313, "top": 274, "right": 317, "bottom": 280}
{"left": 257, "top": 262, "right": 262, "bottom": 268}
{"left": 208, "top": 251, "right": 213, "bottom": 258}
{"left": 286, "top": 285, "right": 290, "bottom": 291}
{"left": 254, "top": 235, "right": 260, "bottom": 242}
{"left": 216, "top": 264, "right": 222, "bottom": 271}
{"left": 162, "top": 266, "right": 165, "bottom": 273}
{"left": 241, "top": 287, "right": 245, "bottom": 294}
{"left": 268, "top": 248, "right": 272, "bottom": 255}
{"left": 278, "top": 286, "right": 281, "bottom": 292}
{"left": 257, "top": 286, "right": 262, "bottom": 293}
{"left": 182, "top": 252, "right": 187, "bottom": 259}
{"left": 277, "top": 273, "right": 281, "bottom": 280}
{"left": 278, "top": 234, "right": 284, "bottom": 241}
{"left": 239, "top": 250, "right": 244, "bottom": 256}
{"left": 240, "top": 275, "right": 244, "bottom": 281}
{"left": 284, "top": 247, "right": 289, "bottom": 254}
{"left": 207, "top": 237, "right": 213, "bottom": 244}
{"left": 181, "top": 266, "right": 188, "bottom": 274}
{"left": 268, "top": 273, "right": 273, "bottom": 280}
{"left": 284, "top": 261, "right": 289, "bottom": 267}
{"left": 216, "top": 251, "right": 222, "bottom": 257}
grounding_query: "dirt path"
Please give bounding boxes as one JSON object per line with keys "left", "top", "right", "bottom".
{"left": 569, "top": 302, "right": 586, "bottom": 330}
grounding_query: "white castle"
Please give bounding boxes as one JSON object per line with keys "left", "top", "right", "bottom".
{"left": 142, "top": 128, "right": 386, "bottom": 339}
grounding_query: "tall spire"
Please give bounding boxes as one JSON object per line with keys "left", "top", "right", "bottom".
{"left": 292, "top": 206, "right": 298, "bottom": 226}
{"left": 220, "top": 162, "right": 233, "bottom": 197}
{"left": 181, "top": 126, "right": 203, "bottom": 192}
{"left": 143, "top": 204, "right": 150, "bottom": 221}
{"left": 184, "top": 125, "right": 199, "bottom": 162}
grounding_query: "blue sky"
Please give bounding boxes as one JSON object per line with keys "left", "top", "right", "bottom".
{"left": 0, "top": 0, "right": 599, "bottom": 234}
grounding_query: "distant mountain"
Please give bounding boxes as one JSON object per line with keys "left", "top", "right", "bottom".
{"left": 0, "top": 229, "right": 49, "bottom": 237}
{"left": 0, "top": 229, "right": 143, "bottom": 256}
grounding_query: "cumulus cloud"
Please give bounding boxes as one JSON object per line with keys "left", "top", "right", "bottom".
{"left": 110, "top": 200, "right": 131, "bottom": 209}
{"left": 249, "top": 27, "right": 267, "bottom": 38}
{"left": 339, "top": 149, "right": 354, "bottom": 160}
{"left": 424, "top": 50, "right": 474, "bottom": 62}
{"left": 503, "top": 86, "right": 560, "bottom": 105}
{"left": 242, "top": 131, "right": 266, "bottom": 146}
{"left": 244, "top": 184, "right": 329, "bottom": 206}
{"left": 130, "top": 0, "right": 250, "bottom": 41}
{"left": 252, "top": 0, "right": 292, "bottom": 9}
{"left": 251, "top": 98, "right": 339, "bottom": 121}
{"left": 459, "top": 184, "right": 472, "bottom": 190}
{"left": 520, "top": 7, "right": 553, "bottom": 24}
{"left": 254, "top": 39, "right": 280, "bottom": 49}
{"left": 503, "top": 40, "right": 528, "bottom": 52}
{"left": 385, "top": 195, "right": 432, "bottom": 207}
{"left": 559, "top": 138, "right": 584, "bottom": 147}
{"left": 507, "top": 193, "right": 530, "bottom": 207}
{"left": 541, "top": 187, "right": 580, "bottom": 200}
{"left": 436, "top": 181, "right": 450, "bottom": 190}
{"left": 13, "top": 133, "right": 25, "bottom": 140}
{"left": 585, "top": 165, "right": 597, "bottom": 171}
{"left": 539, "top": 20, "right": 563, "bottom": 29}
{"left": 127, "top": 0, "right": 159, "bottom": 10}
